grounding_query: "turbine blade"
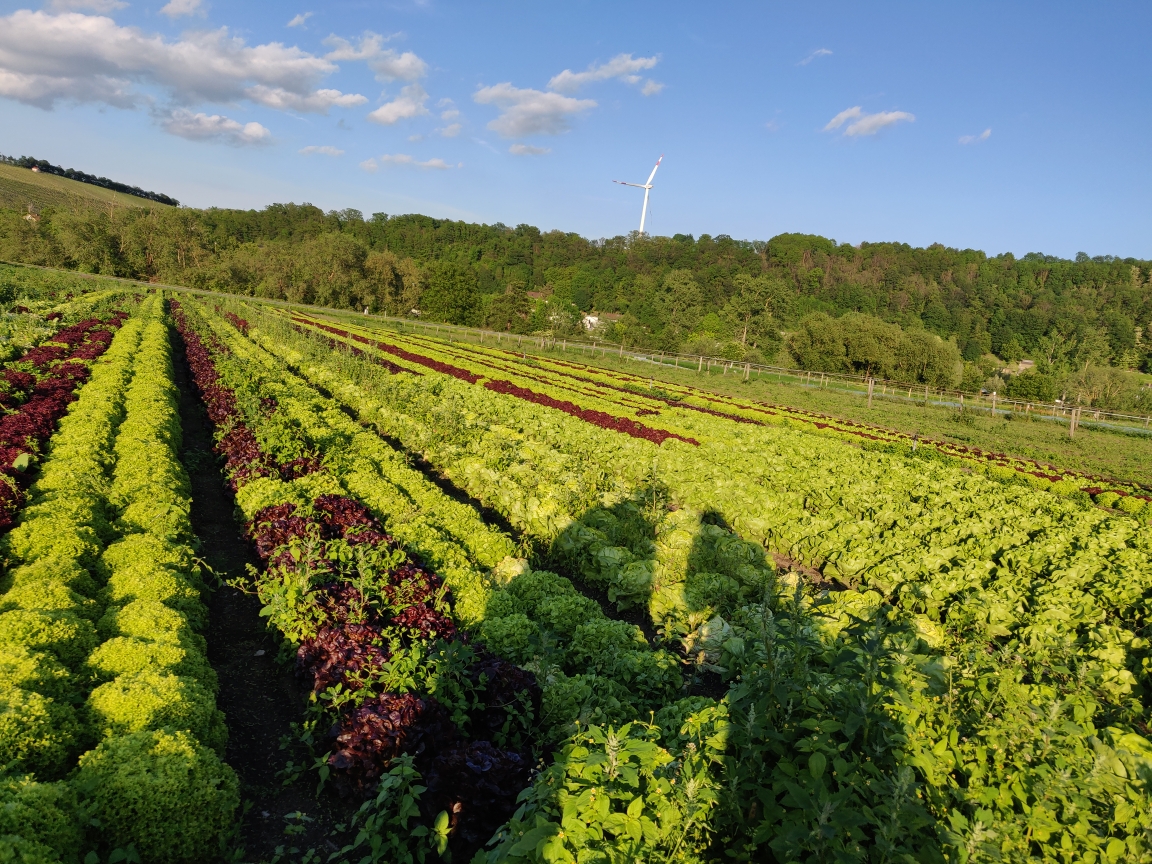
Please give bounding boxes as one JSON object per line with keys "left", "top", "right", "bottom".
{"left": 645, "top": 154, "right": 663, "bottom": 185}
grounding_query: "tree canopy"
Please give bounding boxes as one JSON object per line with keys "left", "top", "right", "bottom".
{"left": 2, "top": 202, "right": 1149, "bottom": 406}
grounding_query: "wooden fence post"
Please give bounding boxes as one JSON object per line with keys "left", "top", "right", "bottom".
{"left": 991, "top": 392, "right": 997, "bottom": 416}
{"left": 867, "top": 377, "right": 874, "bottom": 407}
{"left": 744, "top": 362, "right": 750, "bottom": 381}
{"left": 697, "top": 355, "right": 703, "bottom": 373}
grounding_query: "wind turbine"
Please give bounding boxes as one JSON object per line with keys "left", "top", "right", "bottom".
{"left": 613, "top": 154, "right": 663, "bottom": 235}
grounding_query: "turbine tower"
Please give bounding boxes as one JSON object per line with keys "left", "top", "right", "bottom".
{"left": 613, "top": 154, "right": 663, "bottom": 235}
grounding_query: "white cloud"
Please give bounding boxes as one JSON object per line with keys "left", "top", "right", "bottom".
{"left": 378, "top": 153, "right": 455, "bottom": 169}
{"left": 162, "top": 108, "right": 270, "bottom": 145}
{"left": 640, "top": 79, "right": 663, "bottom": 96}
{"left": 287, "top": 12, "right": 312, "bottom": 28}
{"left": 824, "top": 106, "right": 914, "bottom": 136}
{"left": 845, "top": 110, "right": 914, "bottom": 136}
{"left": 438, "top": 122, "right": 461, "bottom": 137}
{"left": 509, "top": 143, "right": 549, "bottom": 156}
{"left": 548, "top": 53, "right": 659, "bottom": 93}
{"left": 47, "top": 0, "right": 126, "bottom": 11}
{"left": 959, "top": 128, "right": 991, "bottom": 145}
{"left": 246, "top": 85, "right": 365, "bottom": 112}
{"left": 359, "top": 157, "right": 378, "bottom": 172}
{"left": 407, "top": 133, "right": 423, "bottom": 142}
{"left": 323, "top": 32, "right": 426, "bottom": 81}
{"left": 366, "top": 82, "right": 428, "bottom": 124}
{"left": 823, "top": 106, "right": 862, "bottom": 131}
{"left": 299, "top": 144, "right": 342, "bottom": 155}
{"left": 798, "top": 48, "right": 832, "bottom": 66}
{"left": 160, "top": 0, "right": 203, "bottom": 19}
{"left": 473, "top": 83, "right": 595, "bottom": 137}
{"left": 0, "top": 10, "right": 364, "bottom": 112}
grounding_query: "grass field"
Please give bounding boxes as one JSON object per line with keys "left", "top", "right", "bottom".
{"left": 0, "top": 163, "right": 170, "bottom": 213}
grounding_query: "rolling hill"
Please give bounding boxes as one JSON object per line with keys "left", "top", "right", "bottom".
{"left": 0, "top": 163, "right": 173, "bottom": 214}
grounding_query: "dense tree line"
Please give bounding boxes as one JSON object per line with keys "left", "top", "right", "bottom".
{"left": 1, "top": 202, "right": 1149, "bottom": 408}
{"left": 0, "top": 154, "right": 180, "bottom": 207}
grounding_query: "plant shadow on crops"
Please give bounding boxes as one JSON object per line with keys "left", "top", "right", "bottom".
{"left": 525, "top": 485, "right": 944, "bottom": 862}
{"left": 201, "top": 306, "right": 940, "bottom": 859}
{"left": 173, "top": 329, "right": 355, "bottom": 864}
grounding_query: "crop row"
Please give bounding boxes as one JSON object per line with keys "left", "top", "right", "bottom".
{"left": 172, "top": 300, "right": 727, "bottom": 860}
{"left": 269, "top": 310, "right": 773, "bottom": 645}
{"left": 301, "top": 311, "right": 1149, "bottom": 506}
{"left": 236, "top": 300, "right": 1152, "bottom": 861}
{"left": 268, "top": 311, "right": 1145, "bottom": 648}
{"left": 0, "top": 297, "right": 237, "bottom": 863}
{"left": 0, "top": 312, "right": 130, "bottom": 531}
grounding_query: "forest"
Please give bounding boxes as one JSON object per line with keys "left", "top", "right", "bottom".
{"left": 1, "top": 201, "right": 1149, "bottom": 407}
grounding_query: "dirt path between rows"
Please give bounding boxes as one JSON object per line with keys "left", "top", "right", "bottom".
{"left": 172, "top": 330, "right": 348, "bottom": 863}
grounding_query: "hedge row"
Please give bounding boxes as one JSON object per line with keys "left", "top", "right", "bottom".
{"left": 0, "top": 298, "right": 236, "bottom": 864}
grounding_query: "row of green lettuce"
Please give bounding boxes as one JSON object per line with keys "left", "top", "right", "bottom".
{"left": 233, "top": 299, "right": 1152, "bottom": 863}
{"left": 185, "top": 299, "right": 703, "bottom": 744}
{"left": 388, "top": 318, "right": 1152, "bottom": 507}
{"left": 178, "top": 299, "right": 741, "bottom": 861}
{"left": 0, "top": 297, "right": 236, "bottom": 864}
{"left": 296, "top": 309, "right": 1150, "bottom": 506}
{"left": 265, "top": 306, "right": 1152, "bottom": 696}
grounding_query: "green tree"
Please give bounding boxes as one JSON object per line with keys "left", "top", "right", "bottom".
{"left": 789, "top": 312, "right": 848, "bottom": 372}
{"left": 420, "top": 260, "right": 479, "bottom": 325}
{"left": 485, "top": 284, "right": 532, "bottom": 332}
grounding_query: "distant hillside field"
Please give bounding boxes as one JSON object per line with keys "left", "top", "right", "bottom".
{"left": 0, "top": 163, "right": 172, "bottom": 213}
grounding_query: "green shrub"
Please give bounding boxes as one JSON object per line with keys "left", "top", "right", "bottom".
{"left": 4, "top": 558, "right": 97, "bottom": 599}
{"left": 0, "top": 689, "right": 80, "bottom": 778}
{"left": 74, "top": 729, "right": 239, "bottom": 864}
{"left": 86, "top": 672, "right": 226, "bottom": 754}
{"left": 0, "top": 582, "right": 98, "bottom": 622}
{"left": 0, "top": 611, "right": 98, "bottom": 668}
{"left": 0, "top": 648, "right": 73, "bottom": 701}
{"left": 85, "top": 637, "right": 216, "bottom": 692}
{"left": 100, "top": 566, "right": 205, "bottom": 631}
{"left": 0, "top": 834, "right": 60, "bottom": 864}
{"left": 0, "top": 777, "right": 83, "bottom": 864}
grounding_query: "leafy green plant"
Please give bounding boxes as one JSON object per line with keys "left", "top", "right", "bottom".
{"left": 74, "top": 729, "right": 239, "bottom": 864}
{"left": 331, "top": 755, "right": 445, "bottom": 864}
{"left": 480, "top": 719, "right": 721, "bottom": 864}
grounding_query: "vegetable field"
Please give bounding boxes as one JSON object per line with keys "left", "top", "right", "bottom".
{"left": 1, "top": 292, "right": 1150, "bottom": 864}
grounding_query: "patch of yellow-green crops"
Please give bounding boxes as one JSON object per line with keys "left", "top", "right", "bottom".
{"left": 0, "top": 297, "right": 236, "bottom": 864}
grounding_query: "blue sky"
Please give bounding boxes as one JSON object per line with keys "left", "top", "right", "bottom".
{"left": 1, "top": 1, "right": 1149, "bottom": 258}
